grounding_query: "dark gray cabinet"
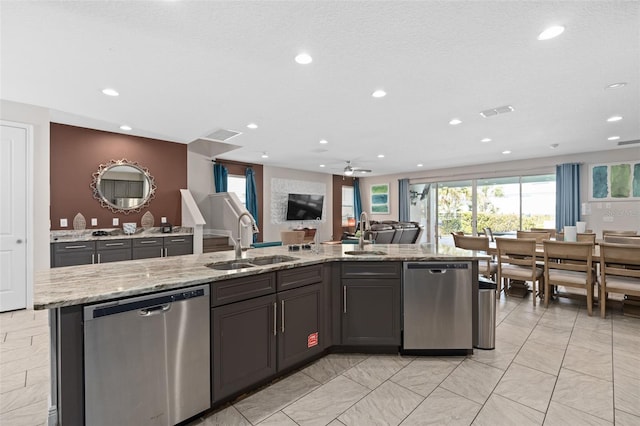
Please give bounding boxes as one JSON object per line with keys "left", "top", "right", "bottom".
{"left": 211, "top": 294, "right": 277, "bottom": 402}
{"left": 96, "top": 239, "right": 132, "bottom": 263}
{"left": 164, "top": 236, "right": 193, "bottom": 257}
{"left": 341, "top": 262, "right": 401, "bottom": 346}
{"left": 51, "top": 239, "right": 133, "bottom": 267}
{"left": 132, "top": 236, "right": 193, "bottom": 259}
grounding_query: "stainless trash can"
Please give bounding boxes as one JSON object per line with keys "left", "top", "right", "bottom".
{"left": 476, "top": 277, "right": 497, "bottom": 350}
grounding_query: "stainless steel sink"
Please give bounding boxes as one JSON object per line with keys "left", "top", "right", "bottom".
{"left": 207, "top": 261, "right": 255, "bottom": 270}
{"left": 344, "top": 250, "right": 387, "bottom": 256}
{"left": 248, "top": 255, "right": 299, "bottom": 266}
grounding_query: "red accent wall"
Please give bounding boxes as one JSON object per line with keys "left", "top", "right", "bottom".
{"left": 50, "top": 123, "right": 187, "bottom": 230}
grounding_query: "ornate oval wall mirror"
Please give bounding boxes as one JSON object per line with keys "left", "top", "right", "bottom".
{"left": 91, "top": 159, "right": 156, "bottom": 213}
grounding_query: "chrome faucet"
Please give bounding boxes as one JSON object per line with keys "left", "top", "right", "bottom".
{"left": 235, "top": 212, "right": 257, "bottom": 260}
{"left": 358, "top": 211, "right": 370, "bottom": 250}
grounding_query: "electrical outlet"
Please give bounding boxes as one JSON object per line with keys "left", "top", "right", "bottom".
{"left": 60, "top": 218, "right": 68, "bottom": 227}
{"left": 91, "top": 218, "right": 98, "bottom": 226}
{"left": 161, "top": 217, "right": 167, "bottom": 223}
{"left": 112, "top": 218, "right": 119, "bottom": 226}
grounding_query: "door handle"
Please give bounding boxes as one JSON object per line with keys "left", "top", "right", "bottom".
{"left": 281, "top": 300, "right": 285, "bottom": 333}
{"left": 343, "top": 286, "right": 347, "bottom": 314}
{"left": 16, "top": 239, "right": 23, "bottom": 244}
{"left": 139, "top": 304, "right": 171, "bottom": 316}
{"left": 273, "top": 302, "right": 277, "bottom": 336}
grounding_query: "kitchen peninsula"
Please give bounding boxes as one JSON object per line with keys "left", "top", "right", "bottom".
{"left": 35, "top": 244, "right": 489, "bottom": 425}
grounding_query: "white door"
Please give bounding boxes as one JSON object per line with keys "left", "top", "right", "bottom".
{"left": 0, "top": 123, "right": 28, "bottom": 311}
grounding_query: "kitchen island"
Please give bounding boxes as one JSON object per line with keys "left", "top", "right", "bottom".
{"left": 35, "top": 243, "right": 489, "bottom": 425}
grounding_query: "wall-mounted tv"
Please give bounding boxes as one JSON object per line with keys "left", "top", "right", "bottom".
{"left": 286, "top": 193, "right": 324, "bottom": 221}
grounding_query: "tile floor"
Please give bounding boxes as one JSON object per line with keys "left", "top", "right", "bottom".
{"left": 1, "top": 295, "right": 639, "bottom": 426}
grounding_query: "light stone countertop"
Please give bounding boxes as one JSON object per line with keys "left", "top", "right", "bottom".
{"left": 50, "top": 227, "right": 193, "bottom": 243}
{"left": 34, "top": 243, "right": 489, "bottom": 310}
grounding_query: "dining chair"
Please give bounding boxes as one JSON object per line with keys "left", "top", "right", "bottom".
{"left": 516, "top": 230, "right": 551, "bottom": 243}
{"left": 599, "top": 243, "right": 640, "bottom": 318}
{"left": 531, "top": 228, "right": 557, "bottom": 239}
{"left": 496, "top": 237, "right": 544, "bottom": 306}
{"left": 543, "top": 241, "right": 595, "bottom": 315}
{"left": 453, "top": 235, "right": 497, "bottom": 282}
{"left": 576, "top": 233, "right": 596, "bottom": 243}
{"left": 603, "top": 235, "right": 640, "bottom": 245}
{"left": 602, "top": 230, "right": 638, "bottom": 238}
{"left": 483, "top": 227, "right": 495, "bottom": 242}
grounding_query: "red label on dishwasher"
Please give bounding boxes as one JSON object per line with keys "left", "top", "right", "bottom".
{"left": 308, "top": 332, "right": 318, "bottom": 348}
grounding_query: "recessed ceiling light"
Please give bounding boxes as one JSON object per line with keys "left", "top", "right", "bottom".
{"left": 377, "top": 154, "right": 385, "bottom": 158}
{"left": 608, "top": 136, "right": 620, "bottom": 141}
{"left": 606, "top": 82, "right": 626, "bottom": 89}
{"left": 295, "top": 53, "right": 312, "bottom": 65}
{"left": 537, "top": 25, "right": 565, "bottom": 40}
{"left": 481, "top": 138, "right": 492, "bottom": 143}
{"left": 417, "top": 164, "right": 423, "bottom": 167}
{"left": 247, "top": 123, "right": 258, "bottom": 129}
{"left": 319, "top": 139, "right": 328, "bottom": 144}
{"left": 607, "top": 116, "right": 623, "bottom": 122}
{"left": 319, "top": 164, "right": 325, "bottom": 168}
{"left": 101, "top": 88, "right": 119, "bottom": 97}
{"left": 372, "top": 89, "right": 387, "bottom": 98}
{"left": 119, "top": 125, "right": 132, "bottom": 131}
{"left": 261, "top": 152, "right": 269, "bottom": 158}
{"left": 449, "top": 118, "right": 462, "bottom": 125}
{"left": 502, "top": 150, "right": 511, "bottom": 155}
{"left": 550, "top": 143, "right": 559, "bottom": 149}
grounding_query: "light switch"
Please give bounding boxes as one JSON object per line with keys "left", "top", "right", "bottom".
{"left": 91, "top": 218, "right": 98, "bottom": 226}
{"left": 60, "top": 218, "right": 68, "bottom": 227}
{"left": 112, "top": 218, "right": 119, "bottom": 226}
{"left": 161, "top": 217, "right": 167, "bottom": 223}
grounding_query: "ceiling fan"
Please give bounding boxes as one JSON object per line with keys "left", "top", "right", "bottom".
{"left": 343, "top": 160, "right": 372, "bottom": 176}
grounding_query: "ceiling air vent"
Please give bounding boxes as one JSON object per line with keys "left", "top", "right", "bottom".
{"left": 204, "top": 128, "right": 242, "bottom": 142}
{"left": 480, "top": 105, "right": 515, "bottom": 118}
{"left": 618, "top": 139, "right": 640, "bottom": 146}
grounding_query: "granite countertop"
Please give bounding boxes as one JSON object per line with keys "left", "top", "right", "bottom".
{"left": 50, "top": 227, "right": 193, "bottom": 243}
{"left": 34, "top": 243, "right": 490, "bottom": 310}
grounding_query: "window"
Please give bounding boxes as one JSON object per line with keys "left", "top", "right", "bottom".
{"left": 227, "top": 175, "right": 246, "bottom": 207}
{"left": 476, "top": 177, "right": 520, "bottom": 236}
{"left": 342, "top": 186, "right": 355, "bottom": 227}
{"left": 521, "top": 174, "right": 556, "bottom": 229}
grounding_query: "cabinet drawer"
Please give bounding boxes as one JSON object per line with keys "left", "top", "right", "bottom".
{"left": 52, "top": 241, "right": 96, "bottom": 253}
{"left": 341, "top": 262, "right": 401, "bottom": 279}
{"left": 277, "top": 264, "right": 323, "bottom": 291}
{"left": 211, "top": 273, "right": 276, "bottom": 307}
{"left": 96, "top": 239, "right": 132, "bottom": 250}
{"left": 164, "top": 235, "right": 193, "bottom": 246}
{"left": 132, "top": 238, "right": 163, "bottom": 248}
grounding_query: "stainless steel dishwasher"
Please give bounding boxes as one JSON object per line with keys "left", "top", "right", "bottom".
{"left": 83, "top": 285, "right": 210, "bottom": 426}
{"left": 402, "top": 262, "right": 473, "bottom": 354}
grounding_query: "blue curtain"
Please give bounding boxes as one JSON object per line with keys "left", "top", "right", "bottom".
{"left": 555, "top": 163, "right": 581, "bottom": 231}
{"left": 399, "top": 178, "right": 410, "bottom": 222}
{"left": 353, "top": 178, "right": 362, "bottom": 221}
{"left": 246, "top": 168, "right": 258, "bottom": 242}
{"left": 213, "top": 163, "right": 228, "bottom": 192}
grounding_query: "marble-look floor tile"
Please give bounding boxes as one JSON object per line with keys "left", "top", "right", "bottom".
{"left": 613, "top": 349, "right": 640, "bottom": 380}
{"left": 551, "top": 368, "right": 613, "bottom": 423}
{"left": 501, "top": 311, "right": 540, "bottom": 330}
{"left": 569, "top": 327, "right": 612, "bottom": 354}
{"left": 0, "top": 354, "right": 49, "bottom": 378}
{"left": 440, "top": 359, "right": 504, "bottom": 404}
{"left": 472, "top": 393, "right": 544, "bottom": 426}
{"left": 543, "top": 401, "right": 612, "bottom": 426}
{"left": 234, "top": 371, "right": 320, "bottom": 424}
{"left": 494, "top": 363, "right": 556, "bottom": 413}
{"left": 342, "top": 355, "right": 412, "bottom": 390}
{"left": 283, "top": 375, "right": 369, "bottom": 426}
{"left": 257, "top": 411, "right": 298, "bottom": 426}
{"left": 495, "top": 322, "right": 532, "bottom": 347}
{"left": 0, "top": 399, "right": 48, "bottom": 426}
{"left": 0, "top": 343, "right": 49, "bottom": 366}
{"left": 513, "top": 340, "right": 565, "bottom": 376}
{"left": 25, "top": 365, "right": 49, "bottom": 387}
{"left": 562, "top": 344, "right": 612, "bottom": 381}
{"left": 327, "top": 420, "right": 346, "bottom": 426}
{"left": 390, "top": 358, "right": 458, "bottom": 397}
{"left": 400, "top": 387, "right": 480, "bottom": 426}
{"left": 470, "top": 340, "right": 520, "bottom": 371}
{"left": 0, "top": 336, "right": 32, "bottom": 353}
{"left": 300, "top": 353, "right": 368, "bottom": 384}
{"left": 0, "top": 382, "right": 49, "bottom": 415}
{"left": 527, "top": 324, "right": 571, "bottom": 348}
{"left": 338, "top": 380, "right": 423, "bottom": 426}
{"left": 573, "top": 311, "right": 612, "bottom": 334}
{"left": 612, "top": 330, "right": 640, "bottom": 353}
{"left": 0, "top": 371, "right": 26, "bottom": 394}
{"left": 200, "top": 405, "right": 251, "bottom": 426}
{"left": 614, "top": 373, "right": 640, "bottom": 417}
{"left": 615, "top": 409, "right": 640, "bottom": 426}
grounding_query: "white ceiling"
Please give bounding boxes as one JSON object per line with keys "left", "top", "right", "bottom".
{"left": 1, "top": 1, "right": 638, "bottom": 176}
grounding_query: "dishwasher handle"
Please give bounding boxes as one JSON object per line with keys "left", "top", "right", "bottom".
{"left": 139, "top": 304, "right": 171, "bottom": 316}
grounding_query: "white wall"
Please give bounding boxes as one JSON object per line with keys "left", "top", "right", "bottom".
{"left": 262, "top": 166, "right": 334, "bottom": 243}
{"left": 186, "top": 150, "right": 215, "bottom": 211}
{"left": 359, "top": 147, "right": 640, "bottom": 235}
{"left": 1, "top": 100, "right": 50, "bottom": 273}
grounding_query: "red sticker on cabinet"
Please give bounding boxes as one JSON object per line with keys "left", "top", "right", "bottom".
{"left": 307, "top": 332, "right": 318, "bottom": 348}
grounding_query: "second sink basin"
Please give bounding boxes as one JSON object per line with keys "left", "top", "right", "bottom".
{"left": 207, "top": 261, "right": 255, "bottom": 271}
{"left": 344, "top": 250, "right": 387, "bottom": 256}
{"left": 247, "top": 255, "right": 299, "bottom": 266}
{"left": 207, "top": 255, "right": 299, "bottom": 271}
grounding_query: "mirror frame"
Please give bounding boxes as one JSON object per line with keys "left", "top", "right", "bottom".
{"left": 90, "top": 159, "right": 157, "bottom": 214}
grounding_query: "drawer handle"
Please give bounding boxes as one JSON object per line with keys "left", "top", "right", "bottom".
{"left": 139, "top": 241, "right": 158, "bottom": 244}
{"left": 273, "top": 302, "right": 277, "bottom": 336}
{"left": 105, "top": 243, "right": 124, "bottom": 247}
{"left": 65, "top": 245, "right": 87, "bottom": 249}
{"left": 281, "top": 300, "right": 285, "bottom": 333}
{"left": 170, "top": 239, "right": 185, "bottom": 243}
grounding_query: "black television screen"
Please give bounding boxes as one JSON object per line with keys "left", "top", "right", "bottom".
{"left": 286, "top": 193, "right": 324, "bottom": 221}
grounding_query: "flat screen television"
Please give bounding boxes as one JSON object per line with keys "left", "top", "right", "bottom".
{"left": 286, "top": 193, "right": 324, "bottom": 221}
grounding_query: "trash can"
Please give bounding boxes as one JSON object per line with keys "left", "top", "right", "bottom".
{"left": 476, "top": 277, "right": 497, "bottom": 350}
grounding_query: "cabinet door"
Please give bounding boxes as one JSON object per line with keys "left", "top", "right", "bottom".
{"left": 132, "top": 238, "right": 164, "bottom": 259}
{"left": 277, "top": 284, "right": 323, "bottom": 371}
{"left": 341, "top": 278, "right": 401, "bottom": 346}
{"left": 96, "top": 239, "right": 132, "bottom": 263}
{"left": 52, "top": 242, "right": 96, "bottom": 267}
{"left": 212, "top": 294, "right": 277, "bottom": 402}
{"left": 164, "top": 236, "right": 193, "bottom": 257}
